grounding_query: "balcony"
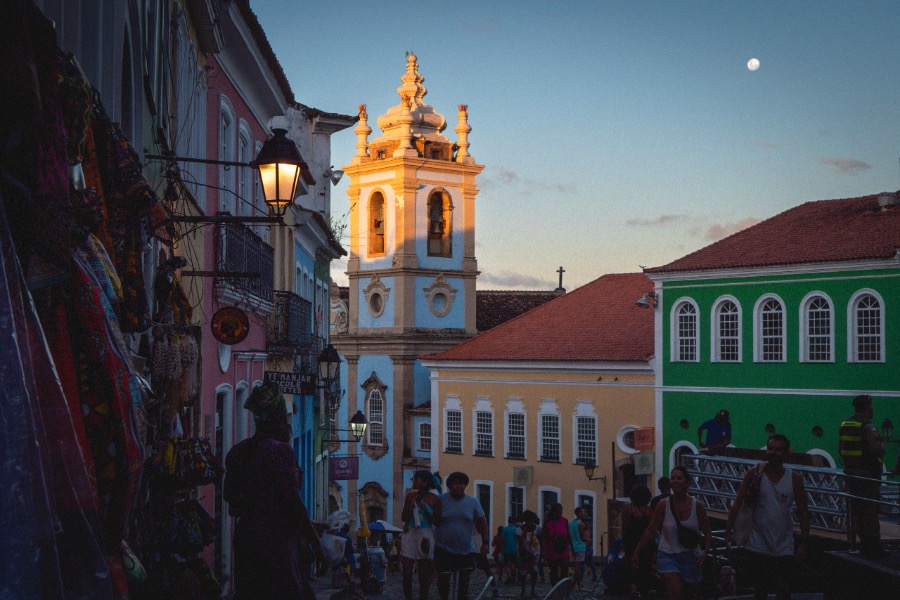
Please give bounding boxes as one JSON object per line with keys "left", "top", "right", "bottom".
{"left": 185, "top": 0, "right": 224, "bottom": 54}
{"left": 268, "top": 291, "right": 313, "bottom": 353}
{"left": 217, "top": 221, "right": 274, "bottom": 303}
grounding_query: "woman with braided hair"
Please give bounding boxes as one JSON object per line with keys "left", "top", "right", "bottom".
{"left": 224, "top": 382, "right": 323, "bottom": 599}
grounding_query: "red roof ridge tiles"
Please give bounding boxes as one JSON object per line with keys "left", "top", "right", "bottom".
{"left": 646, "top": 193, "right": 900, "bottom": 274}
{"left": 423, "top": 273, "right": 655, "bottom": 363}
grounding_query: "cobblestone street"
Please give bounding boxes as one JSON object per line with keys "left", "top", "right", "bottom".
{"left": 309, "top": 568, "right": 615, "bottom": 599}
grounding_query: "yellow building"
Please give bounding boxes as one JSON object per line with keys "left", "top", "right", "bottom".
{"left": 421, "top": 273, "right": 657, "bottom": 551}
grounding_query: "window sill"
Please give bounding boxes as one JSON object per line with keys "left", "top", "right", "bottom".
{"left": 445, "top": 449, "right": 463, "bottom": 455}
{"left": 539, "top": 458, "right": 561, "bottom": 463}
{"left": 474, "top": 452, "right": 494, "bottom": 458}
{"left": 505, "top": 455, "right": 526, "bottom": 461}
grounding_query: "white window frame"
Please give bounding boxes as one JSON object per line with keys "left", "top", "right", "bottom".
{"left": 473, "top": 397, "right": 493, "bottom": 456}
{"left": 538, "top": 399, "right": 560, "bottom": 463}
{"left": 444, "top": 397, "right": 463, "bottom": 453}
{"left": 799, "top": 291, "right": 834, "bottom": 363}
{"left": 418, "top": 421, "right": 432, "bottom": 452}
{"left": 504, "top": 398, "right": 526, "bottom": 460}
{"left": 848, "top": 289, "right": 885, "bottom": 363}
{"left": 537, "top": 486, "right": 561, "bottom": 520}
{"left": 366, "top": 388, "right": 385, "bottom": 446}
{"left": 506, "top": 483, "right": 526, "bottom": 520}
{"left": 572, "top": 400, "right": 598, "bottom": 466}
{"left": 711, "top": 296, "right": 741, "bottom": 363}
{"left": 753, "top": 294, "right": 787, "bottom": 362}
{"left": 218, "top": 95, "right": 236, "bottom": 212}
{"left": 474, "top": 480, "right": 494, "bottom": 535}
{"left": 237, "top": 121, "right": 252, "bottom": 217}
{"left": 671, "top": 298, "right": 700, "bottom": 362}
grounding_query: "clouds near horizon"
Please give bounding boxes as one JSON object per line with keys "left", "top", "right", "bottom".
{"left": 704, "top": 217, "right": 761, "bottom": 241}
{"left": 478, "top": 270, "right": 555, "bottom": 289}
{"left": 817, "top": 156, "right": 872, "bottom": 175}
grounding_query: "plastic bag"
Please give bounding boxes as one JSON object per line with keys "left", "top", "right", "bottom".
{"left": 321, "top": 532, "right": 347, "bottom": 567}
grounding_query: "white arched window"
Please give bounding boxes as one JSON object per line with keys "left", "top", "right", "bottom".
{"left": 800, "top": 292, "right": 833, "bottom": 362}
{"left": 366, "top": 388, "right": 385, "bottom": 446}
{"left": 754, "top": 295, "right": 786, "bottom": 362}
{"left": 712, "top": 297, "right": 741, "bottom": 362}
{"left": 237, "top": 122, "right": 252, "bottom": 217}
{"left": 848, "top": 290, "right": 885, "bottom": 363}
{"left": 672, "top": 299, "right": 699, "bottom": 362}
{"left": 218, "top": 96, "right": 236, "bottom": 212}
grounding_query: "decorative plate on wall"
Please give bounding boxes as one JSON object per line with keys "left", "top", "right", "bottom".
{"left": 210, "top": 306, "right": 250, "bottom": 345}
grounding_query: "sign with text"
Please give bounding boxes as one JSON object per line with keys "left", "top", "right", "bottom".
{"left": 634, "top": 451, "right": 655, "bottom": 475}
{"left": 633, "top": 427, "right": 655, "bottom": 451}
{"left": 264, "top": 370, "right": 316, "bottom": 395}
{"left": 330, "top": 456, "right": 359, "bottom": 480}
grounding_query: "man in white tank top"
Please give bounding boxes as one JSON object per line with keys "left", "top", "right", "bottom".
{"left": 726, "top": 434, "right": 811, "bottom": 600}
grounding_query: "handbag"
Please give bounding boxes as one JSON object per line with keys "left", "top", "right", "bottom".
{"left": 669, "top": 498, "right": 702, "bottom": 550}
{"left": 733, "top": 464, "right": 765, "bottom": 545}
{"left": 732, "top": 503, "right": 754, "bottom": 546}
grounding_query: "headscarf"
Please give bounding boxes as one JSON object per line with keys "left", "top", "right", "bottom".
{"left": 244, "top": 382, "right": 285, "bottom": 422}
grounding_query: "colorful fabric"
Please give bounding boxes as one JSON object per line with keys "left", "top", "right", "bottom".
{"left": 541, "top": 518, "right": 570, "bottom": 561}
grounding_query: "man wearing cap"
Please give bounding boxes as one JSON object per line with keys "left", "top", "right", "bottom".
{"left": 698, "top": 409, "right": 732, "bottom": 455}
{"left": 839, "top": 394, "right": 886, "bottom": 556}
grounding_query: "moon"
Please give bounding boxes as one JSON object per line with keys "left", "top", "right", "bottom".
{"left": 747, "top": 58, "right": 760, "bottom": 71}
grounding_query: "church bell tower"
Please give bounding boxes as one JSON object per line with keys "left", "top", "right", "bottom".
{"left": 334, "top": 54, "right": 484, "bottom": 521}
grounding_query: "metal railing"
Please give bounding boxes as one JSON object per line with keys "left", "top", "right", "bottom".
{"left": 217, "top": 221, "right": 273, "bottom": 301}
{"left": 679, "top": 453, "right": 881, "bottom": 535}
{"left": 268, "top": 291, "right": 313, "bottom": 352}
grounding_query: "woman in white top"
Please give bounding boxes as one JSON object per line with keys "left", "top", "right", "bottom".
{"left": 632, "top": 466, "right": 712, "bottom": 600}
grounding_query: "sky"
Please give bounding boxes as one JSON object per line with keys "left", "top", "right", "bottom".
{"left": 253, "top": 1, "right": 900, "bottom": 291}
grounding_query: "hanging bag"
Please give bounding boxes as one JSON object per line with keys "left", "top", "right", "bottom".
{"left": 669, "top": 498, "right": 703, "bottom": 550}
{"left": 733, "top": 464, "right": 766, "bottom": 546}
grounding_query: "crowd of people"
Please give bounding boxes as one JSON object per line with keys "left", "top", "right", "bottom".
{"left": 221, "top": 393, "right": 892, "bottom": 600}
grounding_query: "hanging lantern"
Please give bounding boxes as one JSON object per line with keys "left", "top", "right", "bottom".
{"left": 251, "top": 128, "right": 306, "bottom": 217}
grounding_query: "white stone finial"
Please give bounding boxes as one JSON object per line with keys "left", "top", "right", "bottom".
{"left": 393, "top": 95, "right": 418, "bottom": 157}
{"left": 351, "top": 103, "right": 371, "bottom": 165}
{"left": 455, "top": 104, "right": 473, "bottom": 164}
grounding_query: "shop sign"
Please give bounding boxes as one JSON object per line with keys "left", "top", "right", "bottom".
{"left": 633, "top": 427, "right": 655, "bottom": 451}
{"left": 264, "top": 370, "right": 315, "bottom": 395}
{"left": 634, "top": 451, "right": 655, "bottom": 475}
{"left": 330, "top": 456, "right": 359, "bottom": 480}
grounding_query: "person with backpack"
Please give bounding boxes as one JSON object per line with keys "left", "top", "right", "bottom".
{"left": 726, "top": 434, "right": 810, "bottom": 600}
{"left": 539, "top": 503, "right": 571, "bottom": 585}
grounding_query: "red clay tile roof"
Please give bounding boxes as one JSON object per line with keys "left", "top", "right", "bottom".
{"left": 476, "top": 290, "right": 564, "bottom": 332}
{"left": 423, "top": 273, "right": 655, "bottom": 362}
{"left": 646, "top": 194, "right": 900, "bottom": 274}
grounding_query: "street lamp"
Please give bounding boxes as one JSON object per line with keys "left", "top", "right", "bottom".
{"left": 251, "top": 128, "right": 307, "bottom": 217}
{"left": 882, "top": 418, "right": 895, "bottom": 443}
{"left": 318, "top": 344, "right": 341, "bottom": 385}
{"left": 583, "top": 461, "right": 608, "bottom": 493}
{"left": 349, "top": 410, "right": 369, "bottom": 441}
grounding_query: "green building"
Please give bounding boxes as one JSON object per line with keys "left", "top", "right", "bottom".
{"left": 644, "top": 192, "right": 900, "bottom": 474}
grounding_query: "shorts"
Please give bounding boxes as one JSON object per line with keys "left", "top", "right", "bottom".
{"left": 656, "top": 550, "right": 702, "bottom": 584}
{"left": 741, "top": 549, "right": 794, "bottom": 591}
{"left": 503, "top": 552, "right": 518, "bottom": 566}
{"left": 400, "top": 528, "right": 435, "bottom": 560}
{"left": 435, "top": 545, "right": 475, "bottom": 574}
{"left": 572, "top": 551, "right": 585, "bottom": 562}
